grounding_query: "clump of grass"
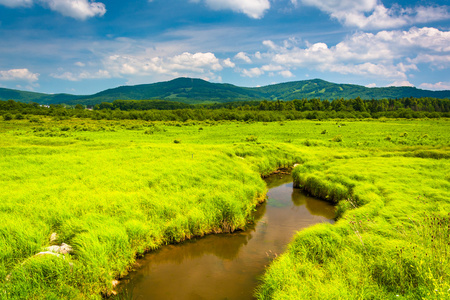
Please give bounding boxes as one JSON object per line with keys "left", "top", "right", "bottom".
{"left": 332, "top": 135, "right": 343, "bottom": 142}
{"left": 245, "top": 135, "right": 258, "bottom": 142}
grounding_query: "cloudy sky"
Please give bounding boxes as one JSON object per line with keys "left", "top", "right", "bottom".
{"left": 0, "top": 0, "right": 449, "bottom": 95}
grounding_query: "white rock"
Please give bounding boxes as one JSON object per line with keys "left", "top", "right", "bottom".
{"left": 59, "top": 243, "right": 73, "bottom": 254}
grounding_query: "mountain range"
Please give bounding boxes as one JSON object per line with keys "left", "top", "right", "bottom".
{"left": 1, "top": 78, "right": 449, "bottom": 105}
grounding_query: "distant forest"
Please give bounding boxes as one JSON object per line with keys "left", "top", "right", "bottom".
{"left": 1, "top": 97, "right": 449, "bottom": 122}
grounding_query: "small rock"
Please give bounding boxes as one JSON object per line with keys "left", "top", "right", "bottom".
{"left": 59, "top": 243, "right": 73, "bottom": 254}
{"left": 47, "top": 245, "right": 61, "bottom": 253}
{"left": 50, "top": 232, "right": 58, "bottom": 243}
{"left": 45, "top": 243, "right": 73, "bottom": 254}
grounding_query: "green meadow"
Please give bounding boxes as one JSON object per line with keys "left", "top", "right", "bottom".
{"left": 0, "top": 116, "right": 449, "bottom": 299}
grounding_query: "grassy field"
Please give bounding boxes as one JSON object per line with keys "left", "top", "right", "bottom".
{"left": 0, "top": 116, "right": 449, "bottom": 299}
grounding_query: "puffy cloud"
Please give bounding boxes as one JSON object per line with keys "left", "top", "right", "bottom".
{"left": 240, "top": 66, "right": 293, "bottom": 78}
{"left": 300, "top": 0, "right": 450, "bottom": 29}
{"left": 0, "top": 0, "right": 106, "bottom": 20}
{"left": 200, "top": 0, "right": 270, "bottom": 19}
{"left": 234, "top": 52, "right": 252, "bottom": 63}
{"left": 104, "top": 51, "right": 226, "bottom": 80}
{"left": 388, "top": 80, "right": 414, "bottom": 87}
{"left": 366, "top": 83, "right": 377, "bottom": 88}
{"left": 419, "top": 82, "right": 450, "bottom": 91}
{"left": 242, "top": 67, "right": 264, "bottom": 78}
{"left": 0, "top": 68, "right": 39, "bottom": 82}
{"left": 411, "top": 54, "right": 450, "bottom": 69}
{"left": 279, "top": 70, "right": 294, "bottom": 78}
{"left": 222, "top": 58, "right": 236, "bottom": 68}
{"left": 264, "top": 27, "right": 449, "bottom": 80}
{"left": 42, "top": 0, "right": 106, "bottom": 20}
{"left": 261, "top": 64, "right": 283, "bottom": 72}
{"left": 413, "top": 6, "right": 450, "bottom": 24}
{"left": 327, "top": 63, "right": 410, "bottom": 79}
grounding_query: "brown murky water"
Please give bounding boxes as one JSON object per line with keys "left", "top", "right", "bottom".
{"left": 116, "top": 175, "right": 335, "bottom": 300}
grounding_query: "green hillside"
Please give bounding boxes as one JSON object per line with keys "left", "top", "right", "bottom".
{"left": 0, "top": 77, "right": 449, "bottom": 105}
{"left": 254, "top": 78, "right": 450, "bottom": 100}
{"left": 0, "top": 88, "right": 82, "bottom": 104}
{"left": 71, "top": 78, "right": 262, "bottom": 105}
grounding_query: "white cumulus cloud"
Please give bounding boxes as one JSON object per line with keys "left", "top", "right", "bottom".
{"left": 0, "top": 0, "right": 106, "bottom": 20}
{"left": 242, "top": 67, "right": 264, "bottom": 77}
{"left": 42, "top": 0, "right": 106, "bottom": 20}
{"left": 419, "top": 82, "right": 450, "bottom": 91}
{"left": 222, "top": 58, "right": 236, "bottom": 68}
{"left": 234, "top": 52, "right": 252, "bottom": 63}
{"left": 103, "top": 51, "right": 227, "bottom": 81}
{"left": 388, "top": 80, "right": 414, "bottom": 87}
{"left": 0, "top": 68, "right": 39, "bottom": 82}
{"left": 199, "top": 0, "right": 270, "bottom": 19}
{"left": 263, "top": 27, "right": 449, "bottom": 80}
{"left": 300, "top": 0, "right": 450, "bottom": 29}
{"left": 279, "top": 70, "right": 294, "bottom": 78}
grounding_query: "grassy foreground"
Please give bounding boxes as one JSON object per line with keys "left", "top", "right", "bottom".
{"left": 0, "top": 117, "right": 449, "bottom": 299}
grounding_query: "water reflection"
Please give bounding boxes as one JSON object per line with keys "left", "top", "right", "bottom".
{"left": 117, "top": 174, "right": 334, "bottom": 300}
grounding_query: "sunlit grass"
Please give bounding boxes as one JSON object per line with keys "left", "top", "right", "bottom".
{"left": 0, "top": 117, "right": 449, "bottom": 299}
{"left": 257, "top": 145, "right": 450, "bottom": 299}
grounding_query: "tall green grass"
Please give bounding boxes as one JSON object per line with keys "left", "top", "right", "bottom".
{"left": 0, "top": 117, "right": 449, "bottom": 299}
{"left": 257, "top": 153, "right": 450, "bottom": 299}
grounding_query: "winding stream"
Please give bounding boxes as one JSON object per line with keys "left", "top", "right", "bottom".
{"left": 117, "top": 174, "right": 335, "bottom": 299}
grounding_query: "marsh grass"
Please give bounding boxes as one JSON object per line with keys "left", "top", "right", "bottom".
{"left": 258, "top": 151, "right": 450, "bottom": 299}
{"left": 0, "top": 118, "right": 449, "bottom": 299}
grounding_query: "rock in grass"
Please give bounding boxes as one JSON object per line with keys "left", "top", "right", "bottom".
{"left": 45, "top": 243, "right": 73, "bottom": 254}
{"left": 59, "top": 243, "right": 73, "bottom": 254}
{"left": 50, "top": 232, "right": 58, "bottom": 243}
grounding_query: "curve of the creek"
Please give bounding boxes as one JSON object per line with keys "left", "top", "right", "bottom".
{"left": 116, "top": 174, "right": 335, "bottom": 300}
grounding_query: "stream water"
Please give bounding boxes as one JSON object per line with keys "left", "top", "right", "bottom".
{"left": 117, "top": 174, "right": 335, "bottom": 300}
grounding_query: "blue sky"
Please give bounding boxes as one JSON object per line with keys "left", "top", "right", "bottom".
{"left": 0, "top": 0, "right": 449, "bottom": 95}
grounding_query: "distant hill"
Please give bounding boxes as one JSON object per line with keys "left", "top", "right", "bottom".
{"left": 253, "top": 79, "right": 450, "bottom": 100}
{"left": 1, "top": 77, "right": 449, "bottom": 105}
{"left": 0, "top": 87, "right": 82, "bottom": 104}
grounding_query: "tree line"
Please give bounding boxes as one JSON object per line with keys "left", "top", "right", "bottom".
{"left": 1, "top": 97, "right": 449, "bottom": 122}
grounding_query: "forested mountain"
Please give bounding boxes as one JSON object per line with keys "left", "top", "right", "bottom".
{"left": 0, "top": 77, "right": 449, "bottom": 105}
